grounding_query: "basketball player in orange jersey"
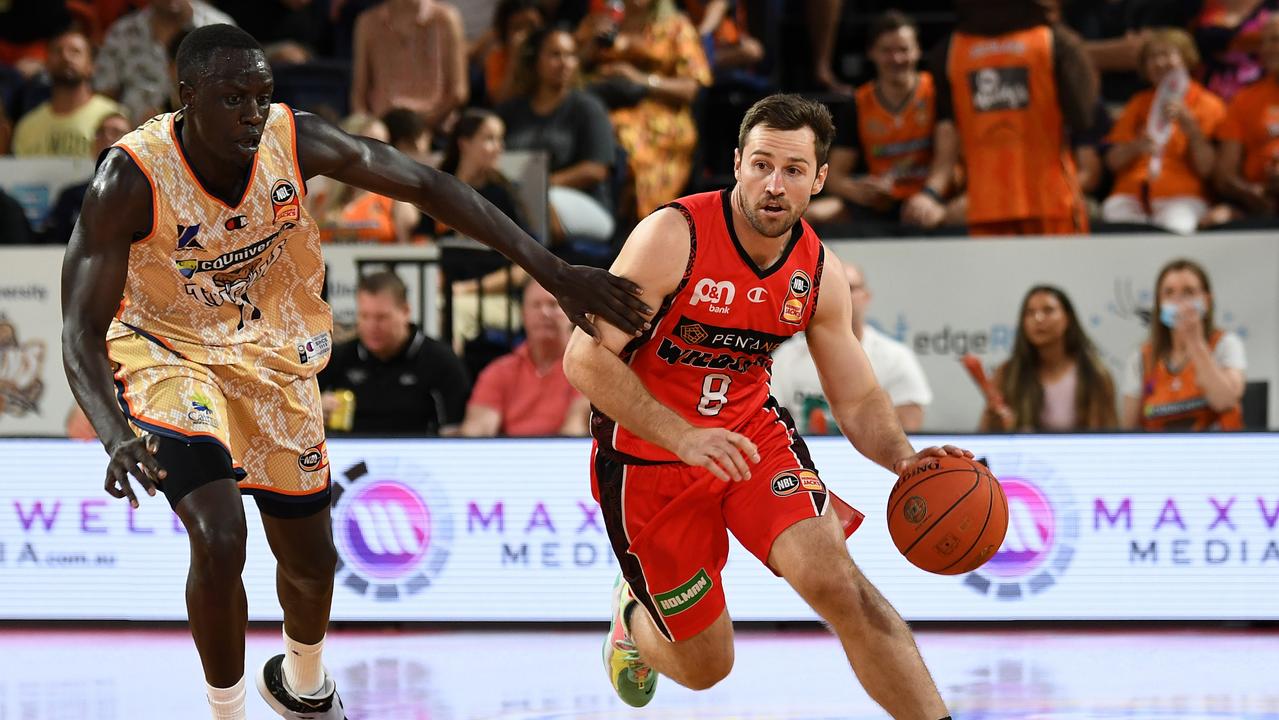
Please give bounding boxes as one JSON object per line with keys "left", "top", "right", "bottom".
{"left": 564, "top": 94, "right": 970, "bottom": 719}
{"left": 60, "top": 25, "right": 650, "bottom": 720}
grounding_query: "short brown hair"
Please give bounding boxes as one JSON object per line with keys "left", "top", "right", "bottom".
{"left": 867, "top": 9, "right": 916, "bottom": 47}
{"left": 738, "top": 93, "right": 836, "bottom": 166}
{"left": 358, "top": 271, "right": 408, "bottom": 305}
{"left": 1139, "top": 28, "right": 1200, "bottom": 76}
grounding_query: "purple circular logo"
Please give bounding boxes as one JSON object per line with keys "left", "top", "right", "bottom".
{"left": 983, "top": 477, "right": 1055, "bottom": 578}
{"left": 339, "top": 480, "right": 431, "bottom": 581}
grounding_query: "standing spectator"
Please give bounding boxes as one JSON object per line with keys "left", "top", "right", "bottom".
{"left": 40, "top": 111, "right": 131, "bottom": 244}
{"left": 350, "top": 0, "right": 468, "bottom": 131}
{"left": 772, "top": 262, "right": 932, "bottom": 433}
{"left": 919, "top": 0, "right": 1097, "bottom": 235}
{"left": 1102, "top": 29, "right": 1225, "bottom": 234}
{"left": 1214, "top": 15, "right": 1279, "bottom": 216}
{"left": 1122, "top": 258, "right": 1246, "bottom": 431}
{"left": 979, "top": 285, "right": 1118, "bottom": 432}
{"left": 311, "top": 115, "right": 421, "bottom": 244}
{"left": 500, "top": 27, "right": 617, "bottom": 244}
{"left": 578, "top": 0, "right": 711, "bottom": 217}
{"left": 12, "top": 30, "right": 124, "bottom": 157}
{"left": 807, "top": 11, "right": 956, "bottom": 233}
{"left": 318, "top": 272, "right": 471, "bottom": 435}
{"left": 1194, "top": 0, "right": 1279, "bottom": 102}
{"left": 474, "top": 0, "right": 545, "bottom": 105}
{"left": 94, "top": 0, "right": 235, "bottom": 123}
{"left": 460, "top": 281, "right": 588, "bottom": 436}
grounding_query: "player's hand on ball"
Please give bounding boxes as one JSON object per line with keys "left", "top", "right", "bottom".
{"left": 677, "top": 428, "right": 760, "bottom": 482}
{"left": 892, "top": 445, "right": 973, "bottom": 477}
{"left": 104, "top": 433, "right": 167, "bottom": 508}
{"left": 552, "top": 264, "right": 653, "bottom": 340}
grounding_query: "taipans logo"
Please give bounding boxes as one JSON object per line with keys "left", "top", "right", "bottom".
{"left": 271, "top": 179, "right": 300, "bottom": 223}
{"left": 186, "top": 391, "right": 218, "bottom": 428}
{"left": 176, "top": 223, "right": 203, "bottom": 250}
{"left": 333, "top": 458, "right": 452, "bottom": 600}
{"left": 689, "top": 278, "right": 735, "bottom": 313}
{"left": 297, "top": 442, "right": 328, "bottom": 472}
{"left": 963, "top": 456, "right": 1079, "bottom": 600}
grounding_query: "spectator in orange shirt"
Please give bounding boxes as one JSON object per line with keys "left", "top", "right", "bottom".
{"left": 460, "top": 280, "right": 589, "bottom": 436}
{"left": 1102, "top": 29, "right": 1226, "bottom": 234}
{"left": 474, "top": 0, "right": 544, "bottom": 105}
{"left": 1214, "top": 15, "right": 1279, "bottom": 216}
{"left": 311, "top": 114, "right": 421, "bottom": 243}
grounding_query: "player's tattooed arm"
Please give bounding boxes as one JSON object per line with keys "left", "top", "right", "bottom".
{"left": 291, "top": 110, "right": 652, "bottom": 338}
{"left": 564, "top": 208, "right": 759, "bottom": 482}
{"left": 61, "top": 149, "right": 167, "bottom": 506}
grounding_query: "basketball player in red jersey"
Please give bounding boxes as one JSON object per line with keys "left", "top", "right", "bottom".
{"left": 564, "top": 94, "right": 969, "bottom": 719}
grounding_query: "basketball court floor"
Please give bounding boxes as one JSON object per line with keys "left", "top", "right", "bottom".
{"left": 0, "top": 626, "right": 1275, "bottom": 719}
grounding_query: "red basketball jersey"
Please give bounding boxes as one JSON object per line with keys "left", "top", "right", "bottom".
{"left": 593, "top": 189, "right": 827, "bottom": 463}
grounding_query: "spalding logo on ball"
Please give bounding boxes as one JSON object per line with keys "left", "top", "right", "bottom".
{"left": 887, "top": 455, "right": 1009, "bottom": 575}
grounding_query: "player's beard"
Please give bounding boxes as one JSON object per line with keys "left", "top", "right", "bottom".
{"left": 735, "top": 188, "right": 800, "bottom": 239}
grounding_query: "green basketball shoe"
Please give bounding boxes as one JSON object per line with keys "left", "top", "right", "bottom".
{"left": 603, "top": 574, "right": 658, "bottom": 707}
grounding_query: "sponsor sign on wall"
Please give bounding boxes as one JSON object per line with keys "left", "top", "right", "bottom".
{"left": 0, "top": 436, "right": 1275, "bottom": 621}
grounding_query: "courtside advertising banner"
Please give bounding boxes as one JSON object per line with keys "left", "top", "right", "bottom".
{"left": 0, "top": 435, "right": 1275, "bottom": 621}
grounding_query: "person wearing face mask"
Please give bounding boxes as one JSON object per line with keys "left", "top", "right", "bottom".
{"left": 1102, "top": 29, "right": 1226, "bottom": 234}
{"left": 1214, "top": 15, "right": 1279, "bottom": 217}
{"left": 1122, "top": 258, "right": 1246, "bottom": 431}
{"left": 980, "top": 285, "right": 1117, "bottom": 432}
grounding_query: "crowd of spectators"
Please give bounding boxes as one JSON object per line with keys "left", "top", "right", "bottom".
{"left": 0, "top": 0, "right": 1260, "bottom": 436}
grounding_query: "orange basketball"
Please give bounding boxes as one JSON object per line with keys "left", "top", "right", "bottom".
{"left": 887, "top": 456, "right": 1008, "bottom": 575}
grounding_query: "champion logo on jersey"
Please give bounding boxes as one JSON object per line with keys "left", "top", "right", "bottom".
{"left": 176, "top": 223, "right": 202, "bottom": 250}
{"left": 747, "top": 287, "right": 767, "bottom": 303}
{"left": 689, "top": 278, "right": 735, "bottom": 314}
{"left": 224, "top": 215, "right": 248, "bottom": 231}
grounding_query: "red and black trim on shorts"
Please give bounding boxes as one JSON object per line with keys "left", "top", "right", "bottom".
{"left": 763, "top": 395, "right": 829, "bottom": 518}
{"left": 589, "top": 201, "right": 700, "bottom": 465}
{"left": 593, "top": 448, "right": 677, "bottom": 641}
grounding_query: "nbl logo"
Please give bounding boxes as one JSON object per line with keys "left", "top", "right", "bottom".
{"left": 963, "top": 455, "right": 1078, "bottom": 600}
{"left": 333, "top": 458, "right": 452, "bottom": 600}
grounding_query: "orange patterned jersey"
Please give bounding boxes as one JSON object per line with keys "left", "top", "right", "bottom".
{"left": 853, "top": 73, "right": 936, "bottom": 199}
{"left": 592, "top": 190, "right": 825, "bottom": 464}
{"left": 106, "top": 103, "right": 330, "bottom": 377}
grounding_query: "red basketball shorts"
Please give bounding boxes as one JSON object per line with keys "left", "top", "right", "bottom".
{"left": 590, "top": 401, "right": 864, "bottom": 642}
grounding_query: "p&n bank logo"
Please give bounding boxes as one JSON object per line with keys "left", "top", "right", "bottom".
{"left": 964, "top": 454, "right": 1079, "bottom": 600}
{"left": 332, "top": 457, "right": 452, "bottom": 601}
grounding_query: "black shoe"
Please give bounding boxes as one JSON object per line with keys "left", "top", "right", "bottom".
{"left": 255, "top": 653, "right": 347, "bottom": 719}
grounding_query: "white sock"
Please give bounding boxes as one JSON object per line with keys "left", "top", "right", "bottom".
{"left": 206, "top": 676, "right": 246, "bottom": 720}
{"left": 283, "top": 627, "right": 326, "bottom": 696}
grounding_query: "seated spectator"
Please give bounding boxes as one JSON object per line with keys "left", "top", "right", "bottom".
{"left": 94, "top": 0, "right": 235, "bottom": 123}
{"left": 772, "top": 262, "right": 932, "bottom": 433}
{"left": 1214, "top": 15, "right": 1279, "bottom": 216}
{"left": 460, "top": 280, "right": 588, "bottom": 436}
{"left": 311, "top": 114, "right": 420, "bottom": 243}
{"left": 1194, "top": 0, "right": 1279, "bottom": 102}
{"left": 1064, "top": 0, "right": 1199, "bottom": 106}
{"left": 807, "top": 11, "right": 958, "bottom": 234}
{"left": 433, "top": 108, "right": 530, "bottom": 238}
{"left": 927, "top": 0, "right": 1097, "bottom": 235}
{"left": 0, "top": 186, "right": 34, "bottom": 244}
{"left": 351, "top": 0, "right": 468, "bottom": 131}
{"left": 1102, "top": 29, "right": 1225, "bottom": 234}
{"left": 318, "top": 272, "right": 470, "bottom": 435}
{"left": 499, "top": 27, "right": 616, "bottom": 244}
{"left": 578, "top": 0, "right": 711, "bottom": 217}
{"left": 681, "top": 0, "right": 764, "bottom": 74}
{"left": 474, "top": 0, "right": 544, "bottom": 105}
{"left": 1122, "top": 258, "right": 1246, "bottom": 430}
{"left": 12, "top": 30, "right": 124, "bottom": 157}
{"left": 382, "top": 107, "right": 434, "bottom": 164}
{"left": 40, "top": 111, "right": 131, "bottom": 243}
{"left": 979, "top": 285, "right": 1118, "bottom": 432}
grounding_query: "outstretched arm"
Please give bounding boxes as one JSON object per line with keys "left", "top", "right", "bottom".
{"left": 805, "top": 252, "right": 969, "bottom": 475}
{"left": 294, "top": 110, "right": 651, "bottom": 337}
{"left": 61, "top": 149, "right": 167, "bottom": 506}
{"left": 563, "top": 208, "right": 759, "bottom": 481}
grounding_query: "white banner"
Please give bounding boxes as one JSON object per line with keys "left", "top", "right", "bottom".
{"left": 1, "top": 435, "right": 1276, "bottom": 621}
{"left": 0, "top": 157, "right": 95, "bottom": 227}
{"left": 0, "top": 248, "right": 72, "bottom": 436}
{"left": 834, "top": 232, "right": 1279, "bottom": 432}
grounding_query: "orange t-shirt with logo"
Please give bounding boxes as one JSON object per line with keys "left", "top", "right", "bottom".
{"left": 947, "top": 26, "right": 1084, "bottom": 225}
{"left": 320, "top": 192, "right": 397, "bottom": 244}
{"left": 1216, "top": 76, "right": 1279, "bottom": 183}
{"left": 853, "top": 73, "right": 936, "bottom": 200}
{"left": 1106, "top": 81, "right": 1225, "bottom": 199}
{"left": 1138, "top": 331, "right": 1244, "bottom": 431}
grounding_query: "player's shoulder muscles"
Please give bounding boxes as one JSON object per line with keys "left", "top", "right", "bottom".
{"left": 610, "top": 205, "right": 693, "bottom": 302}
{"left": 79, "top": 147, "right": 155, "bottom": 246}
{"left": 293, "top": 109, "right": 364, "bottom": 180}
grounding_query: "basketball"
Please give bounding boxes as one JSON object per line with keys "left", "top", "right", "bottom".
{"left": 887, "top": 456, "right": 1008, "bottom": 575}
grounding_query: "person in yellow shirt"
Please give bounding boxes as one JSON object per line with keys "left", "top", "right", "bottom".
{"left": 12, "top": 29, "right": 125, "bottom": 157}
